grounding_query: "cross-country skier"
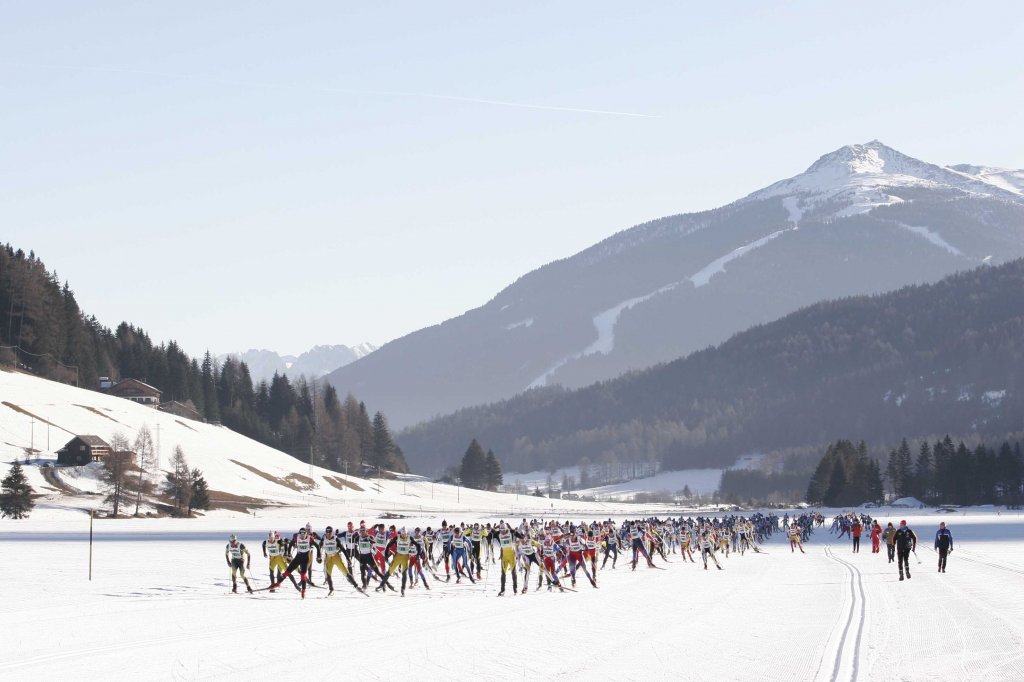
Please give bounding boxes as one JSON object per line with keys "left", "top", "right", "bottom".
{"left": 699, "top": 526, "right": 723, "bottom": 571}
{"left": 381, "top": 527, "right": 414, "bottom": 595}
{"left": 870, "top": 521, "right": 882, "bottom": 554}
{"left": 435, "top": 521, "right": 454, "bottom": 582}
{"left": 788, "top": 522, "right": 805, "bottom": 553}
{"left": 893, "top": 520, "right": 918, "bottom": 581}
{"left": 629, "top": 523, "right": 657, "bottom": 570}
{"left": 450, "top": 527, "right": 475, "bottom": 584}
{"left": 269, "top": 526, "right": 322, "bottom": 598}
{"left": 934, "top": 522, "right": 953, "bottom": 573}
{"left": 225, "top": 535, "right": 253, "bottom": 594}
{"left": 319, "top": 526, "right": 363, "bottom": 595}
{"left": 470, "top": 523, "right": 484, "bottom": 580}
{"left": 496, "top": 521, "right": 518, "bottom": 595}
{"left": 262, "top": 531, "right": 298, "bottom": 592}
{"left": 601, "top": 525, "right": 619, "bottom": 569}
{"left": 354, "top": 525, "right": 390, "bottom": 589}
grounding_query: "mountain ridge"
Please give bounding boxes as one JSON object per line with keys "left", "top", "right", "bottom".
{"left": 325, "top": 141, "right": 1024, "bottom": 429}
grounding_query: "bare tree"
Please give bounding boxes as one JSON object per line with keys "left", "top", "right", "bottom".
{"left": 133, "top": 424, "right": 155, "bottom": 516}
{"left": 102, "top": 451, "right": 133, "bottom": 517}
{"left": 164, "top": 445, "right": 192, "bottom": 516}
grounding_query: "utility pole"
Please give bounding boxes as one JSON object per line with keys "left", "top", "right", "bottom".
{"left": 155, "top": 424, "right": 161, "bottom": 471}
{"left": 30, "top": 417, "right": 34, "bottom": 452}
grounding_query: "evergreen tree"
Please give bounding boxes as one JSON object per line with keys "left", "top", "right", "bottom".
{"left": 806, "top": 444, "right": 835, "bottom": 504}
{"left": 189, "top": 468, "right": 210, "bottom": 514}
{"left": 913, "top": 441, "right": 932, "bottom": 501}
{"left": 371, "top": 411, "right": 399, "bottom": 473}
{"left": 0, "top": 461, "right": 35, "bottom": 519}
{"left": 459, "top": 439, "right": 487, "bottom": 489}
{"left": 484, "top": 449, "right": 503, "bottom": 491}
{"left": 201, "top": 351, "right": 219, "bottom": 422}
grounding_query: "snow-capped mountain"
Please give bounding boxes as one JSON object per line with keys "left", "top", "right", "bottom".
{"left": 221, "top": 343, "right": 376, "bottom": 384}
{"left": 324, "top": 141, "right": 1024, "bottom": 429}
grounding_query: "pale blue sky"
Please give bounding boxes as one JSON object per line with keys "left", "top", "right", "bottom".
{"left": 3, "top": 2, "right": 1021, "bottom": 356}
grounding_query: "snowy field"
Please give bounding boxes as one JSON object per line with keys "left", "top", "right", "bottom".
{"left": 1, "top": 508, "right": 1022, "bottom": 681}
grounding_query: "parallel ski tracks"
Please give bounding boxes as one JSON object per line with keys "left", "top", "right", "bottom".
{"left": 820, "top": 545, "right": 866, "bottom": 682}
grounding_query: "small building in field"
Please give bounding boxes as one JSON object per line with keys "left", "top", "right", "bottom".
{"left": 159, "top": 400, "right": 202, "bottom": 421}
{"left": 56, "top": 435, "right": 112, "bottom": 466}
{"left": 109, "top": 378, "right": 162, "bottom": 407}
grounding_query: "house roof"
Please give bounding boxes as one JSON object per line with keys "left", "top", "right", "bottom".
{"left": 113, "top": 378, "right": 162, "bottom": 394}
{"left": 71, "top": 435, "right": 110, "bottom": 448}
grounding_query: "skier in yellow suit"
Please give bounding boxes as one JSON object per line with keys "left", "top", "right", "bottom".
{"left": 319, "top": 526, "right": 364, "bottom": 595}
{"left": 262, "top": 531, "right": 295, "bottom": 593}
{"left": 381, "top": 527, "right": 413, "bottom": 595}
{"left": 496, "top": 521, "right": 519, "bottom": 596}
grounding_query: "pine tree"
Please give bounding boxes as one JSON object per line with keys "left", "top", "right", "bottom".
{"left": 371, "top": 411, "right": 398, "bottom": 474}
{"left": 484, "top": 449, "right": 503, "bottom": 491}
{"left": 0, "top": 461, "right": 35, "bottom": 519}
{"left": 189, "top": 468, "right": 210, "bottom": 514}
{"left": 913, "top": 441, "right": 932, "bottom": 501}
{"left": 201, "top": 351, "right": 219, "bottom": 422}
{"left": 460, "top": 439, "right": 487, "bottom": 489}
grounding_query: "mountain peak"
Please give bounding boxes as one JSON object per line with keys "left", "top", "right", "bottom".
{"left": 746, "top": 140, "right": 1019, "bottom": 218}
{"left": 805, "top": 140, "right": 913, "bottom": 176}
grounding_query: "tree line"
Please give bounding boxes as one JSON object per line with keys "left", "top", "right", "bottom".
{"left": 884, "top": 436, "right": 1024, "bottom": 506}
{"left": 0, "top": 243, "right": 408, "bottom": 476}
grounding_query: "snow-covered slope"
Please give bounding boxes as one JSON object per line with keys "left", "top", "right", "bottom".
{"left": 325, "top": 141, "right": 1024, "bottom": 435}
{"left": 949, "top": 163, "right": 1024, "bottom": 196}
{"left": 0, "top": 369, "right": 601, "bottom": 517}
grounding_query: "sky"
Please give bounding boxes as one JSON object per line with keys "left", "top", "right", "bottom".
{"left": 3, "top": 2, "right": 1022, "bottom": 357}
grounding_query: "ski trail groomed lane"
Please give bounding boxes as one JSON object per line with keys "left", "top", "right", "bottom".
{"left": 823, "top": 545, "right": 866, "bottom": 682}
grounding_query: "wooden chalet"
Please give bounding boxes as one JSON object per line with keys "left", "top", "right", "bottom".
{"left": 109, "top": 378, "right": 162, "bottom": 407}
{"left": 56, "top": 435, "right": 112, "bottom": 466}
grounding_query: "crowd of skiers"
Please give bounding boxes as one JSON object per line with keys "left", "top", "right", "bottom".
{"left": 829, "top": 511, "right": 955, "bottom": 580}
{"left": 223, "top": 509, "right": 957, "bottom": 596}
{"left": 223, "top": 513, "right": 786, "bottom": 597}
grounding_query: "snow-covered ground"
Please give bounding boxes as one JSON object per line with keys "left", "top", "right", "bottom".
{"left": 574, "top": 468, "right": 724, "bottom": 499}
{"left": 1, "top": 507, "right": 1021, "bottom": 681}
{"left": 5, "top": 371, "right": 1024, "bottom": 680}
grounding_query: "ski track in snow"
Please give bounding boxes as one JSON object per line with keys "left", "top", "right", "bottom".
{"left": 528, "top": 228, "right": 794, "bottom": 388}
{"left": 821, "top": 545, "right": 866, "bottom": 682}
{"left": 688, "top": 229, "right": 791, "bottom": 288}
{"left": 894, "top": 222, "right": 964, "bottom": 257}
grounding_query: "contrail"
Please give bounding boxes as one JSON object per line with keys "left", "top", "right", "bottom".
{"left": 2, "top": 61, "right": 659, "bottom": 119}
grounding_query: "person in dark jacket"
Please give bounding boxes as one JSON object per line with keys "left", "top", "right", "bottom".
{"left": 893, "top": 520, "right": 918, "bottom": 581}
{"left": 882, "top": 522, "right": 897, "bottom": 562}
{"left": 934, "top": 522, "right": 954, "bottom": 573}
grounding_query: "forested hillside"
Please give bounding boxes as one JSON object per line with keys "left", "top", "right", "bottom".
{"left": 0, "top": 244, "right": 407, "bottom": 474}
{"left": 398, "top": 259, "right": 1024, "bottom": 476}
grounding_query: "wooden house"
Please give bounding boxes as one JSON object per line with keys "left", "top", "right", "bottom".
{"left": 109, "top": 378, "right": 162, "bottom": 407}
{"left": 56, "top": 435, "right": 112, "bottom": 466}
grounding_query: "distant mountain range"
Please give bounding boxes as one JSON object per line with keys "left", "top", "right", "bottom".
{"left": 397, "top": 258, "right": 1024, "bottom": 476}
{"left": 220, "top": 344, "right": 376, "bottom": 384}
{"left": 325, "top": 141, "right": 1024, "bottom": 429}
